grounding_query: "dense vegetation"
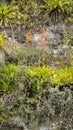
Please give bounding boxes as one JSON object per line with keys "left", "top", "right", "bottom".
{"left": 0, "top": 0, "right": 73, "bottom": 130}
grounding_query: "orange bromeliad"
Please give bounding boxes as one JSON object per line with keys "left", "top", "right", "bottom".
{"left": 25, "top": 29, "right": 32, "bottom": 46}
{"left": 38, "top": 27, "right": 48, "bottom": 47}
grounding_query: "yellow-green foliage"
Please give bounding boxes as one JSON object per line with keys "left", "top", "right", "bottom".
{"left": 0, "top": 64, "right": 73, "bottom": 94}
{"left": 0, "top": 3, "right": 23, "bottom": 27}
{"left": 26, "top": 66, "right": 54, "bottom": 88}
{"left": 26, "top": 65, "right": 73, "bottom": 89}
{"left": 0, "top": 64, "right": 19, "bottom": 93}
{"left": 52, "top": 66, "right": 73, "bottom": 87}
{"left": 0, "top": 34, "right": 4, "bottom": 47}
{"left": 41, "top": 0, "right": 72, "bottom": 15}
{"left": 0, "top": 33, "right": 7, "bottom": 47}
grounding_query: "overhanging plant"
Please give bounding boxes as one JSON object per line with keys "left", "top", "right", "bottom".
{"left": 41, "top": 0, "right": 72, "bottom": 21}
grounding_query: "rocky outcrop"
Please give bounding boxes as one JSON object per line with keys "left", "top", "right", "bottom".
{"left": 0, "top": 48, "right": 5, "bottom": 65}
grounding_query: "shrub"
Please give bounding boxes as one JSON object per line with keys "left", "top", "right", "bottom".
{"left": 11, "top": 0, "right": 42, "bottom": 29}
{"left": 52, "top": 66, "right": 73, "bottom": 88}
{"left": 25, "top": 65, "right": 54, "bottom": 91}
{"left": 22, "top": 65, "right": 73, "bottom": 94}
{"left": 0, "top": 63, "right": 73, "bottom": 95}
{"left": 0, "top": 86, "right": 73, "bottom": 130}
{"left": 6, "top": 47, "right": 49, "bottom": 66}
{"left": 0, "top": 64, "right": 73, "bottom": 129}
{"left": 0, "top": 64, "right": 19, "bottom": 94}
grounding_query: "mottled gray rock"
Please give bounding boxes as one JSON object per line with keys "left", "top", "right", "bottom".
{"left": 8, "top": 116, "right": 29, "bottom": 130}
{"left": 0, "top": 48, "right": 5, "bottom": 64}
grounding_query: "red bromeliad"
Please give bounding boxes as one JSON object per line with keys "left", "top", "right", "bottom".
{"left": 25, "top": 29, "right": 32, "bottom": 46}
{"left": 38, "top": 27, "right": 48, "bottom": 47}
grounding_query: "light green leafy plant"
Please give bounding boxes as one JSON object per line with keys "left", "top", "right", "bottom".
{"left": 24, "top": 65, "right": 73, "bottom": 92}
{"left": 0, "top": 64, "right": 19, "bottom": 93}
{"left": 25, "top": 66, "right": 54, "bottom": 92}
{"left": 0, "top": 3, "right": 23, "bottom": 27}
{"left": 52, "top": 66, "right": 73, "bottom": 88}
{"left": 41, "top": 0, "right": 72, "bottom": 16}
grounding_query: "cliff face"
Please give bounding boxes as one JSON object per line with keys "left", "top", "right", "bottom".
{"left": 0, "top": 23, "right": 73, "bottom": 67}
{"left": 0, "top": 1, "right": 73, "bottom": 130}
